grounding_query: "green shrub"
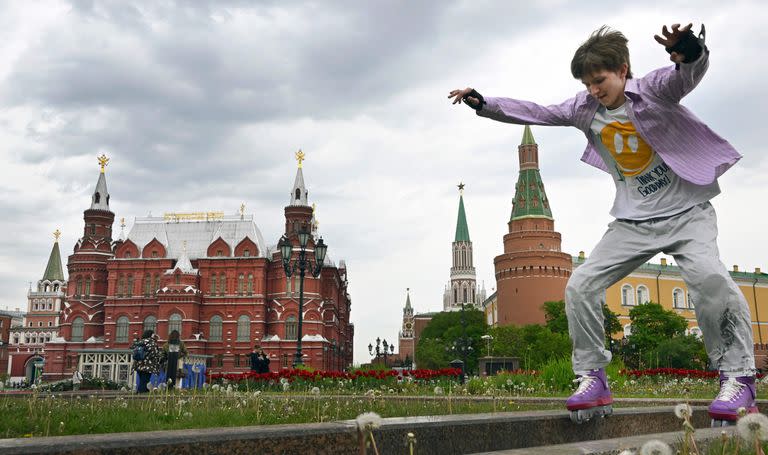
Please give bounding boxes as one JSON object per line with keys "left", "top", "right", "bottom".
{"left": 539, "top": 357, "right": 573, "bottom": 392}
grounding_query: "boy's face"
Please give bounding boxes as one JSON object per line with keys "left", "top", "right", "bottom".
{"left": 580, "top": 64, "right": 628, "bottom": 110}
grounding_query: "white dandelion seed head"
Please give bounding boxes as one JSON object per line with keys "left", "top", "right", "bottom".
{"left": 253, "top": 391, "right": 262, "bottom": 397}
{"left": 282, "top": 382, "right": 290, "bottom": 391}
{"left": 618, "top": 450, "right": 635, "bottom": 455}
{"left": 737, "top": 413, "right": 768, "bottom": 441}
{"left": 280, "top": 377, "right": 289, "bottom": 385}
{"left": 434, "top": 386, "right": 444, "bottom": 395}
{"left": 737, "top": 407, "right": 748, "bottom": 417}
{"left": 183, "top": 412, "right": 192, "bottom": 418}
{"left": 674, "top": 403, "right": 692, "bottom": 419}
{"left": 311, "top": 387, "right": 320, "bottom": 395}
{"left": 639, "top": 440, "right": 672, "bottom": 455}
{"left": 355, "top": 412, "right": 383, "bottom": 430}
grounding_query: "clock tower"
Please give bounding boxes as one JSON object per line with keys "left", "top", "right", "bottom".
{"left": 398, "top": 289, "right": 415, "bottom": 363}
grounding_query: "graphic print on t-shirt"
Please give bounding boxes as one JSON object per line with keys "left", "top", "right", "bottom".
{"left": 599, "top": 121, "right": 654, "bottom": 177}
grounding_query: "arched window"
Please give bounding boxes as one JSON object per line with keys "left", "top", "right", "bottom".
{"left": 453, "top": 288, "right": 457, "bottom": 304}
{"left": 673, "top": 288, "right": 685, "bottom": 308}
{"left": 168, "top": 313, "right": 182, "bottom": 336}
{"left": 621, "top": 284, "right": 635, "bottom": 306}
{"left": 71, "top": 317, "right": 84, "bottom": 342}
{"left": 94, "top": 192, "right": 100, "bottom": 203}
{"left": 143, "top": 315, "right": 157, "bottom": 334}
{"left": 689, "top": 327, "right": 702, "bottom": 339}
{"left": 126, "top": 275, "right": 134, "bottom": 296}
{"left": 687, "top": 293, "right": 695, "bottom": 309}
{"left": 210, "top": 274, "right": 217, "bottom": 295}
{"left": 144, "top": 273, "right": 152, "bottom": 296}
{"left": 154, "top": 274, "right": 160, "bottom": 292}
{"left": 237, "top": 274, "right": 244, "bottom": 295}
{"left": 247, "top": 274, "right": 254, "bottom": 295}
{"left": 75, "top": 278, "right": 82, "bottom": 297}
{"left": 463, "top": 287, "right": 468, "bottom": 303}
{"left": 115, "top": 316, "right": 130, "bottom": 343}
{"left": 85, "top": 277, "right": 91, "bottom": 297}
{"left": 220, "top": 273, "right": 227, "bottom": 295}
{"left": 295, "top": 188, "right": 301, "bottom": 200}
{"left": 209, "top": 315, "right": 223, "bottom": 341}
{"left": 285, "top": 316, "right": 298, "bottom": 340}
{"left": 243, "top": 249, "right": 250, "bottom": 257}
{"left": 237, "top": 315, "right": 250, "bottom": 342}
{"left": 636, "top": 285, "right": 650, "bottom": 305}
{"left": 623, "top": 324, "right": 632, "bottom": 337}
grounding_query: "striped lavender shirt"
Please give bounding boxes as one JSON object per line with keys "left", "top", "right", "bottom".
{"left": 476, "top": 49, "right": 741, "bottom": 185}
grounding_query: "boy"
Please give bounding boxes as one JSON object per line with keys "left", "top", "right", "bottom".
{"left": 449, "top": 23, "right": 756, "bottom": 424}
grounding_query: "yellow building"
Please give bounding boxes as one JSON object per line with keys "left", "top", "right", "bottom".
{"left": 573, "top": 252, "right": 768, "bottom": 350}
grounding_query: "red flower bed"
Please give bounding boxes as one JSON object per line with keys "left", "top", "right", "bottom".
{"left": 621, "top": 368, "right": 765, "bottom": 379}
{"left": 208, "top": 368, "right": 462, "bottom": 383}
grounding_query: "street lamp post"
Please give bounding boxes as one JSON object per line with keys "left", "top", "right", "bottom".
{"left": 480, "top": 334, "right": 493, "bottom": 357}
{"left": 368, "top": 337, "right": 395, "bottom": 367}
{"left": 279, "top": 230, "right": 328, "bottom": 368}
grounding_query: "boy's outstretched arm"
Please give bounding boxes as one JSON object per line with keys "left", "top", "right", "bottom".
{"left": 448, "top": 87, "right": 578, "bottom": 127}
{"left": 646, "top": 22, "right": 708, "bottom": 102}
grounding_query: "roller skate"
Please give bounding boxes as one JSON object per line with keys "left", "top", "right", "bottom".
{"left": 708, "top": 374, "right": 758, "bottom": 427}
{"left": 566, "top": 368, "right": 613, "bottom": 424}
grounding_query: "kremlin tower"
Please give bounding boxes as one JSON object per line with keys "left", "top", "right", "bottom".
{"left": 494, "top": 126, "right": 572, "bottom": 325}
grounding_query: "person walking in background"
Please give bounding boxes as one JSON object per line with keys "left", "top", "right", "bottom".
{"left": 259, "top": 350, "right": 270, "bottom": 374}
{"left": 164, "top": 330, "right": 188, "bottom": 389}
{"left": 71, "top": 369, "right": 83, "bottom": 391}
{"left": 132, "top": 329, "right": 162, "bottom": 393}
{"left": 250, "top": 345, "right": 262, "bottom": 373}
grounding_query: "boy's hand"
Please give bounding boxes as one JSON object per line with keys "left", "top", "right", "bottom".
{"left": 448, "top": 88, "right": 480, "bottom": 107}
{"left": 654, "top": 23, "right": 693, "bottom": 64}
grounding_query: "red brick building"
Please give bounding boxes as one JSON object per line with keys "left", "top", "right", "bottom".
{"left": 43, "top": 154, "right": 354, "bottom": 383}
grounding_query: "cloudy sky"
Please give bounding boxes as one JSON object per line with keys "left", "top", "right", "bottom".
{"left": 1, "top": 1, "right": 765, "bottom": 364}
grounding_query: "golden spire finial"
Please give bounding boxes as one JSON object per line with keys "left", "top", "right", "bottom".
{"left": 53, "top": 229, "right": 61, "bottom": 242}
{"left": 458, "top": 182, "right": 465, "bottom": 195}
{"left": 312, "top": 203, "right": 316, "bottom": 213}
{"left": 295, "top": 149, "right": 305, "bottom": 168}
{"left": 97, "top": 154, "right": 110, "bottom": 173}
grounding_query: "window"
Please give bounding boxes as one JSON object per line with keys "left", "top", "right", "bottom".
{"left": 237, "top": 315, "right": 250, "bottom": 342}
{"left": 144, "top": 273, "right": 151, "bottom": 296}
{"left": 234, "top": 354, "right": 241, "bottom": 367}
{"left": 209, "top": 316, "right": 223, "bottom": 342}
{"left": 463, "top": 288, "right": 468, "bottom": 303}
{"left": 76, "top": 278, "right": 82, "bottom": 297}
{"left": 216, "top": 354, "right": 224, "bottom": 367}
{"left": 282, "top": 354, "right": 289, "bottom": 368}
{"left": 216, "top": 250, "right": 223, "bottom": 257}
{"left": 48, "top": 321, "right": 52, "bottom": 327}
{"left": 621, "top": 284, "right": 635, "bottom": 306}
{"left": 89, "top": 224, "right": 96, "bottom": 235}
{"left": 143, "top": 315, "right": 157, "bottom": 334}
{"left": 220, "top": 273, "right": 226, "bottom": 295}
{"left": 285, "top": 316, "right": 298, "bottom": 340}
{"left": 238, "top": 274, "right": 244, "bottom": 295}
{"left": 687, "top": 293, "right": 695, "bottom": 309}
{"left": 38, "top": 321, "right": 43, "bottom": 327}
{"left": 636, "top": 285, "right": 650, "bottom": 305}
{"left": 126, "top": 275, "right": 134, "bottom": 297}
{"left": 453, "top": 289, "right": 457, "bottom": 304}
{"left": 34, "top": 303, "right": 38, "bottom": 311}
{"left": 168, "top": 313, "right": 182, "bottom": 336}
{"left": 71, "top": 317, "right": 84, "bottom": 342}
{"left": 152, "top": 251, "right": 158, "bottom": 258}
{"left": 210, "top": 275, "right": 217, "bottom": 295}
{"left": 689, "top": 327, "right": 702, "bottom": 339}
{"left": 673, "top": 288, "right": 686, "bottom": 308}
{"left": 116, "top": 316, "right": 129, "bottom": 343}
{"left": 247, "top": 274, "right": 254, "bottom": 296}
{"left": 85, "top": 278, "right": 91, "bottom": 297}
{"left": 154, "top": 274, "right": 161, "bottom": 292}
{"left": 175, "top": 274, "right": 180, "bottom": 285}
{"left": 125, "top": 252, "right": 131, "bottom": 258}
{"left": 243, "top": 249, "right": 250, "bottom": 257}
{"left": 623, "top": 324, "right": 632, "bottom": 337}
{"left": 286, "top": 275, "right": 292, "bottom": 296}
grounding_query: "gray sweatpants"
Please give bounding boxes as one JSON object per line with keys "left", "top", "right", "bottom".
{"left": 566, "top": 202, "right": 755, "bottom": 375}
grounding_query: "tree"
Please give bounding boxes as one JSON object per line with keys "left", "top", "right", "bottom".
{"left": 623, "top": 302, "right": 689, "bottom": 368}
{"left": 415, "top": 307, "right": 487, "bottom": 372}
{"left": 643, "top": 335, "right": 707, "bottom": 370}
{"left": 487, "top": 324, "right": 570, "bottom": 370}
{"left": 543, "top": 300, "right": 621, "bottom": 344}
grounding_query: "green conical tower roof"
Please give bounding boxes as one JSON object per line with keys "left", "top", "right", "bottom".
{"left": 511, "top": 127, "right": 553, "bottom": 221}
{"left": 42, "top": 236, "right": 65, "bottom": 282}
{"left": 454, "top": 184, "right": 470, "bottom": 242}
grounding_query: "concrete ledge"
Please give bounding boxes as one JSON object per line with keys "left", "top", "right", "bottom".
{"left": 0, "top": 405, "right": 760, "bottom": 454}
{"left": 470, "top": 427, "right": 737, "bottom": 454}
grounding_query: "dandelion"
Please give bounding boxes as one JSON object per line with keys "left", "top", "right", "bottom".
{"left": 356, "top": 412, "right": 383, "bottom": 455}
{"left": 737, "top": 412, "right": 768, "bottom": 441}
{"left": 253, "top": 391, "right": 262, "bottom": 397}
{"left": 388, "top": 388, "right": 395, "bottom": 394}
{"left": 282, "top": 382, "right": 290, "bottom": 392}
{"left": 183, "top": 412, "right": 192, "bottom": 418}
{"left": 433, "top": 386, "right": 444, "bottom": 395}
{"left": 674, "top": 403, "right": 692, "bottom": 419}
{"left": 639, "top": 440, "right": 672, "bottom": 455}
{"left": 311, "top": 387, "right": 320, "bottom": 395}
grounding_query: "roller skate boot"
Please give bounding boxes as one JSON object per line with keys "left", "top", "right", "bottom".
{"left": 709, "top": 374, "right": 758, "bottom": 427}
{"left": 566, "top": 368, "right": 613, "bottom": 424}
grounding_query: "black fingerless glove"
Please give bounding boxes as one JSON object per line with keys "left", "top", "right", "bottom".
{"left": 666, "top": 24, "right": 707, "bottom": 68}
{"left": 463, "top": 89, "right": 486, "bottom": 111}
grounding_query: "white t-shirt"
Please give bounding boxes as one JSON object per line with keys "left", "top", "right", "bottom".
{"left": 590, "top": 103, "right": 720, "bottom": 220}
